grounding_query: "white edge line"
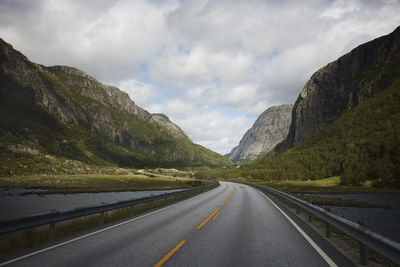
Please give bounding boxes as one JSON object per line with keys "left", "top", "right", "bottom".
{"left": 0, "top": 187, "right": 218, "bottom": 266}
{"left": 252, "top": 187, "right": 338, "bottom": 267}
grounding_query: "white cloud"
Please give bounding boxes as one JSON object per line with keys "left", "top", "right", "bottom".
{"left": 149, "top": 46, "right": 255, "bottom": 89}
{"left": 0, "top": 0, "right": 176, "bottom": 81}
{"left": 320, "top": 0, "right": 361, "bottom": 20}
{"left": 1, "top": 0, "right": 400, "bottom": 154}
{"left": 116, "top": 79, "right": 156, "bottom": 107}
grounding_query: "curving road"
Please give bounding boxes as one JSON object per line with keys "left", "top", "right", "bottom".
{"left": 0, "top": 182, "right": 353, "bottom": 266}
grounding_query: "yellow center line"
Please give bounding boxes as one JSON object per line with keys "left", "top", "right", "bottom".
{"left": 154, "top": 240, "right": 186, "bottom": 267}
{"left": 197, "top": 208, "right": 220, "bottom": 229}
{"left": 212, "top": 212, "right": 220, "bottom": 220}
{"left": 222, "top": 189, "right": 235, "bottom": 206}
{"left": 155, "top": 188, "right": 236, "bottom": 266}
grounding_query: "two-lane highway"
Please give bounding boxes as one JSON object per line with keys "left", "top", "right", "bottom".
{"left": 0, "top": 182, "right": 353, "bottom": 266}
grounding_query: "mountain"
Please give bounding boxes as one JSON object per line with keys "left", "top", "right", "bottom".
{"left": 0, "top": 38, "right": 232, "bottom": 175}
{"left": 228, "top": 104, "right": 293, "bottom": 163}
{"left": 282, "top": 26, "right": 400, "bottom": 149}
{"left": 249, "top": 26, "right": 400, "bottom": 187}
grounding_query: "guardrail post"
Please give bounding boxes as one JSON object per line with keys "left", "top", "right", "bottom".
{"left": 308, "top": 212, "right": 313, "bottom": 223}
{"left": 49, "top": 222, "right": 55, "bottom": 241}
{"left": 99, "top": 212, "right": 105, "bottom": 225}
{"left": 150, "top": 201, "right": 153, "bottom": 210}
{"left": 325, "top": 223, "right": 331, "bottom": 238}
{"left": 360, "top": 242, "right": 368, "bottom": 265}
{"left": 164, "top": 197, "right": 167, "bottom": 205}
{"left": 130, "top": 206, "right": 134, "bottom": 216}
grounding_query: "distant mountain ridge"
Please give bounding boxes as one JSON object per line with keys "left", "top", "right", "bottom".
{"left": 228, "top": 104, "right": 293, "bottom": 163}
{"left": 0, "top": 38, "right": 231, "bottom": 175}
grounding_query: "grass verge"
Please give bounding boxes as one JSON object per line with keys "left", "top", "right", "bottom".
{"left": 0, "top": 174, "right": 208, "bottom": 194}
{"left": 231, "top": 176, "right": 400, "bottom": 194}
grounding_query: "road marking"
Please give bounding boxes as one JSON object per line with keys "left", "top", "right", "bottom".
{"left": 0, "top": 188, "right": 218, "bottom": 267}
{"left": 254, "top": 188, "right": 338, "bottom": 267}
{"left": 212, "top": 212, "right": 220, "bottom": 220}
{"left": 197, "top": 208, "right": 220, "bottom": 229}
{"left": 229, "top": 189, "right": 235, "bottom": 197}
{"left": 154, "top": 240, "right": 186, "bottom": 267}
{"left": 221, "top": 189, "right": 235, "bottom": 206}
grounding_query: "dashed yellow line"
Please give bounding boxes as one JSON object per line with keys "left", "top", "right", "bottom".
{"left": 154, "top": 240, "right": 186, "bottom": 267}
{"left": 212, "top": 212, "right": 220, "bottom": 220}
{"left": 221, "top": 189, "right": 235, "bottom": 206}
{"left": 222, "top": 199, "right": 230, "bottom": 206}
{"left": 155, "top": 187, "right": 235, "bottom": 266}
{"left": 197, "top": 208, "right": 220, "bottom": 229}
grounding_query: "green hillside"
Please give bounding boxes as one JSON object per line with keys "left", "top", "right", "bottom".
{"left": 197, "top": 78, "right": 400, "bottom": 188}
{"left": 251, "top": 79, "right": 400, "bottom": 187}
{"left": 0, "top": 38, "right": 232, "bottom": 176}
{"left": 199, "top": 27, "right": 400, "bottom": 188}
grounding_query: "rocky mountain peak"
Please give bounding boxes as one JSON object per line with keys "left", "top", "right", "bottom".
{"left": 49, "top": 65, "right": 96, "bottom": 81}
{"left": 228, "top": 104, "right": 293, "bottom": 163}
{"left": 150, "top": 114, "right": 189, "bottom": 140}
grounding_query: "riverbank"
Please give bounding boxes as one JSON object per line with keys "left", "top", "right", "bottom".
{"left": 232, "top": 176, "right": 400, "bottom": 193}
{"left": 0, "top": 187, "right": 188, "bottom": 221}
{"left": 0, "top": 173, "right": 208, "bottom": 194}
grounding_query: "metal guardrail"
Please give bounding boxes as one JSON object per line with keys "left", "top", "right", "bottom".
{"left": 243, "top": 182, "right": 400, "bottom": 266}
{"left": 0, "top": 183, "right": 218, "bottom": 239}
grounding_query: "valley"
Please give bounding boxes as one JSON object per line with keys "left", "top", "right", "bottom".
{"left": 0, "top": 12, "right": 400, "bottom": 266}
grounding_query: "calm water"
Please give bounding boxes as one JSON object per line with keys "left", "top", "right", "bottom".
{"left": 0, "top": 188, "right": 185, "bottom": 221}
{"left": 308, "top": 193, "right": 400, "bottom": 239}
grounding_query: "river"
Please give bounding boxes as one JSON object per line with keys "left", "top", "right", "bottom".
{"left": 308, "top": 193, "right": 400, "bottom": 240}
{"left": 0, "top": 187, "right": 185, "bottom": 221}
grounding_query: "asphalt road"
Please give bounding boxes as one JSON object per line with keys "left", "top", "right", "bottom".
{"left": 0, "top": 182, "right": 353, "bottom": 266}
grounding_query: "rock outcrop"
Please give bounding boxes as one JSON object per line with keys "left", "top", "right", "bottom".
{"left": 228, "top": 104, "right": 293, "bottom": 163}
{"left": 282, "top": 26, "right": 400, "bottom": 149}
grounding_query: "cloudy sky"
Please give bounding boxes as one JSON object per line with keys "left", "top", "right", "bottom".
{"left": 1, "top": 0, "right": 399, "bottom": 154}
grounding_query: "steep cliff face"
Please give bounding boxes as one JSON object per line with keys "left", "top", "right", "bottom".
{"left": 282, "top": 26, "right": 400, "bottom": 149}
{"left": 228, "top": 104, "right": 293, "bottom": 163}
{"left": 0, "top": 38, "right": 232, "bottom": 169}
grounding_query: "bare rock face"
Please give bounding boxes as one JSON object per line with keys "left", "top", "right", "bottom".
{"left": 228, "top": 104, "right": 293, "bottom": 163}
{"left": 42, "top": 65, "right": 191, "bottom": 147}
{"left": 282, "top": 26, "right": 400, "bottom": 149}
